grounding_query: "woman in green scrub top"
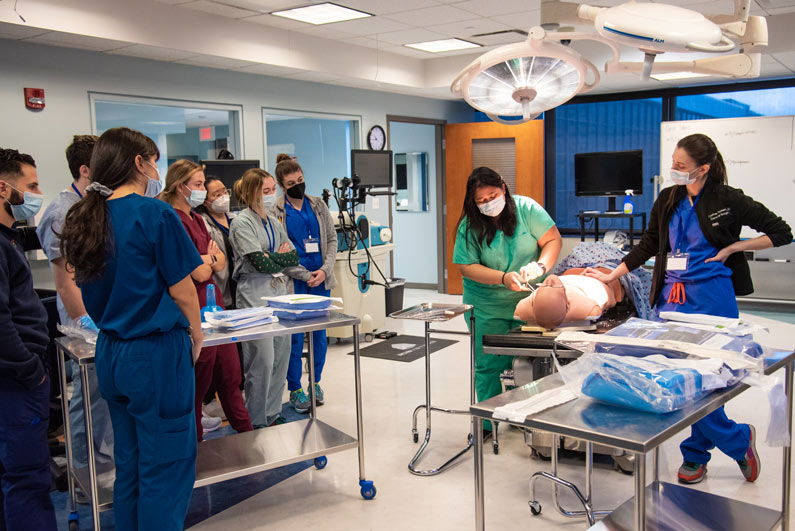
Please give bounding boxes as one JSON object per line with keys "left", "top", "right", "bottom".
{"left": 453, "top": 167, "right": 562, "bottom": 412}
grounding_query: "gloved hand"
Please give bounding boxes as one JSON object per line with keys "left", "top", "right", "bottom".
{"left": 520, "top": 261, "right": 546, "bottom": 282}
{"left": 77, "top": 314, "right": 99, "bottom": 332}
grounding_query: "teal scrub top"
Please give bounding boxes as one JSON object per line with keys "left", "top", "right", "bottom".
{"left": 453, "top": 195, "right": 555, "bottom": 317}
{"left": 80, "top": 194, "right": 203, "bottom": 339}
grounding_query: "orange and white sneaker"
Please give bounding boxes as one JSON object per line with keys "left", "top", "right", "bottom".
{"left": 737, "top": 424, "right": 761, "bottom": 482}
{"left": 677, "top": 462, "right": 707, "bottom": 484}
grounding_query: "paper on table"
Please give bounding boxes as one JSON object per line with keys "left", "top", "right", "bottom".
{"left": 493, "top": 387, "right": 577, "bottom": 423}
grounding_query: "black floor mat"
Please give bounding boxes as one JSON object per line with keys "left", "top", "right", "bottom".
{"left": 348, "top": 335, "right": 458, "bottom": 362}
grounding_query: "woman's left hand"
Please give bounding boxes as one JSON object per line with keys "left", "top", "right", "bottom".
{"left": 278, "top": 242, "right": 291, "bottom": 253}
{"left": 705, "top": 245, "right": 735, "bottom": 264}
{"left": 307, "top": 269, "right": 327, "bottom": 287}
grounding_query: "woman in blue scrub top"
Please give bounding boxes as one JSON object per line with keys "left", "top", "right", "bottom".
{"left": 586, "top": 133, "right": 792, "bottom": 486}
{"left": 273, "top": 153, "right": 337, "bottom": 414}
{"left": 59, "top": 127, "right": 204, "bottom": 531}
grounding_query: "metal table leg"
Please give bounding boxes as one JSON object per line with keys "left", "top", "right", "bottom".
{"left": 782, "top": 360, "right": 793, "bottom": 530}
{"left": 634, "top": 451, "right": 647, "bottom": 531}
{"left": 80, "top": 364, "right": 101, "bottom": 530}
{"left": 308, "top": 332, "right": 316, "bottom": 419}
{"left": 351, "top": 324, "right": 375, "bottom": 498}
{"left": 408, "top": 316, "right": 475, "bottom": 476}
{"left": 57, "top": 345, "right": 79, "bottom": 529}
{"left": 474, "top": 415, "right": 485, "bottom": 531}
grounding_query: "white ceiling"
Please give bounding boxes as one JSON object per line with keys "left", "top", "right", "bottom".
{"left": 0, "top": 0, "right": 793, "bottom": 102}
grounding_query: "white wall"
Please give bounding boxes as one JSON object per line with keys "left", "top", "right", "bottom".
{"left": 0, "top": 38, "right": 473, "bottom": 211}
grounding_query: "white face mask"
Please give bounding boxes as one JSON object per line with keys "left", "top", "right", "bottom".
{"left": 182, "top": 184, "right": 207, "bottom": 208}
{"left": 211, "top": 194, "right": 230, "bottom": 213}
{"left": 262, "top": 193, "right": 277, "bottom": 209}
{"left": 670, "top": 168, "right": 697, "bottom": 186}
{"left": 477, "top": 194, "right": 506, "bottom": 217}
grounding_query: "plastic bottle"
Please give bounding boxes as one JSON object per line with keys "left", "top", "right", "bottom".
{"left": 623, "top": 189, "right": 634, "bottom": 214}
{"left": 201, "top": 283, "right": 222, "bottom": 322}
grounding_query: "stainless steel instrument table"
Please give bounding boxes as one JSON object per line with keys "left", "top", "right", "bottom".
{"left": 56, "top": 312, "right": 373, "bottom": 531}
{"left": 470, "top": 348, "right": 795, "bottom": 531}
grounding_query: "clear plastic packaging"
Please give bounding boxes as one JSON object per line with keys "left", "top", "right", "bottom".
{"left": 262, "top": 294, "right": 340, "bottom": 310}
{"left": 57, "top": 322, "right": 99, "bottom": 345}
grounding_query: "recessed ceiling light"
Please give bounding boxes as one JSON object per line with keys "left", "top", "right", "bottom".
{"left": 650, "top": 71, "right": 711, "bottom": 81}
{"left": 271, "top": 3, "right": 371, "bottom": 25}
{"left": 405, "top": 38, "right": 481, "bottom": 53}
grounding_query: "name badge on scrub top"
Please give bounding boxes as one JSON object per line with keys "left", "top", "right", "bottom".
{"left": 304, "top": 237, "right": 320, "bottom": 254}
{"left": 666, "top": 253, "right": 689, "bottom": 271}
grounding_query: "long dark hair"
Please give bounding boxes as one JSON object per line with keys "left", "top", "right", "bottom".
{"left": 456, "top": 166, "right": 517, "bottom": 248}
{"left": 60, "top": 127, "right": 159, "bottom": 283}
{"left": 665, "top": 133, "right": 728, "bottom": 213}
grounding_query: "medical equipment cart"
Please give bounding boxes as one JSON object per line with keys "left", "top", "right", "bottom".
{"left": 56, "top": 312, "right": 374, "bottom": 531}
{"left": 389, "top": 302, "right": 493, "bottom": 475}
{"left": 470, "top": 344, "right": 795, "bottom": 530}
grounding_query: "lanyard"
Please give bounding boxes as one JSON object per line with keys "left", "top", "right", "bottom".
{"left": 674, "top": 191, "right": 702, "bottom": 253}
{"left": 209, "top": 214, "right": 230, "bottom": 236}
{"left": 256, "top": 209, "right": 276, "bottom": 253}
{"left": 71, "top": 183, "right": 83, "bottom": 199}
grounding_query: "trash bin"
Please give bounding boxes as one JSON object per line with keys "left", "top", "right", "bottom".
{"left": 385, "top": 278, "right": 406, "bottom": 316}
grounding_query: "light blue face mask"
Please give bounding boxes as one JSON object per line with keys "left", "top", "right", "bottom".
{"left": 3, "top": 182, "right": 44, "bottom": 221}
{"left": 144, "top": 160, "right": 163, "bottom": 198}
{"left": 262, "top": 193, "right": 277, "bottom": 209}
{"left": 183, "top": 185, "right": 207, "bottom": 208}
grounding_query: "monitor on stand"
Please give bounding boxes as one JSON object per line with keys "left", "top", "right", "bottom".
{"left": 574, "top": 150, "right": 643, "bottom": 213}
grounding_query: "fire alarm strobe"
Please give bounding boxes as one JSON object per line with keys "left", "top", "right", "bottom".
{"left": 25, "top": 88, "right": 45, "bottom": 110}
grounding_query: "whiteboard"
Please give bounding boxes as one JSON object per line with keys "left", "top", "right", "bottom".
{"left": 660, "top": 115, "right": 795, "bottom": 239}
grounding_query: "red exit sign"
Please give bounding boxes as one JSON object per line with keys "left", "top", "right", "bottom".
{"left": 199, "top": 126, "right": 215, "bottom": 141}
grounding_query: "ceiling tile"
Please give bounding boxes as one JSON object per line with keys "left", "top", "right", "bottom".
{"left": 175, "top": 54, "right": 259, "bottom": 69}
{"left": 346, "top": 36, "right": 384, "bottom": 48}
{"left": 489, "top": 10, "right": 541, "bottom": 30}
{"left": 0, "top": 22, "right": 50, "bottom": 40}
{"left": 107, "top": 44, "right": 199, "bottom": 61}
{"left": 771, "top": 51, "right": 795, "bottom": 69}
{"left": 376, "top": 28, "right": 449, "bottom": 46}
{"left": 322, "top": 16, "right": 411, "bottom": 36}
{"left": 766, "top": 6, "right": 795, "bottom": 13}
{"left": 236, "top": 63, "right": 303, "bottom": 75}
{"left": 426, "top": 18, "right": 512, "bottom": 38}
{"left": 336, "top": 0, "right": 438, "bottom": 16}
{"left": 383, "top": 5, "right": 477, "bottom": 26}
{"left": 213, "top": 0, "right": 305, "bottom": 10}
{"left": 470, "top": 30, "right": 526, "bottom": 46}
{"left": 244, "top": 13, "right": 306, "bottom": 29}
{"left": 285, "top": 71, "right": 345, "bottom": 82}
{"left": 180, "top": 0, "right": 261, "bottom": 18}
{"left": 153, "top": 0, "right": 194, "bottom": 4}
{"left": 23, "top": 32, "right": 130, "bottom": 52}
{"left": 293, "top": 25, "right": 357, "bottom": 40}
{"left": 454, "top": 0, "right": 541, "bottom": 17}
{"left": 381, "top": 45, "right": 435, "bottom": 58}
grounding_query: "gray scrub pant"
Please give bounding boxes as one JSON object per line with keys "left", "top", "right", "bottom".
{"left": 236, "top": 274, "right": 293, "bottom": 427}
{"left": 69, "top": 361, "right": 114, "bottom": 467}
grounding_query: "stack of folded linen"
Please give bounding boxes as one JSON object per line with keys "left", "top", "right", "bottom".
{"left": 205, "top": 307, "right": 277, "bottom": 331}
{"left": 262, "top": 294, "right": 342, "bottom": 320}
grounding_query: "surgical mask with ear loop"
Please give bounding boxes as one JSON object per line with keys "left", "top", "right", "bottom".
{"left": 182, "top": 184, "right": 207, "bottom": 208}
{"left": 670, "top": 168, "right": 698, "bottom": 186}
{"left": 2, "top": 182, "right": 43, "bottom": 221}
{"left": 143, "top": 160, "right": 163, "bottom": 198}
{"left": 477, "top": 194, "right": 506, "bottom": 217}
{"left": 262, "top": 193, "right": 277, "bottom": 209}
{"left": 210, "top": 194, "right": 230, "bottom": 213}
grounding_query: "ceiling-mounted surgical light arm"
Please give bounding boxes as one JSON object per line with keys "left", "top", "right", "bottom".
{"left": 608, "top": 53, "right": 759, "bottom": 78}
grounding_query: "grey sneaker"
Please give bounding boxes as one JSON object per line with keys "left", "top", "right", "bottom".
{"left": 314, "top": 383, "right": 325, "bottom": 405}
{"left": 290, "top": 389, "right": 311, "bottom": 413}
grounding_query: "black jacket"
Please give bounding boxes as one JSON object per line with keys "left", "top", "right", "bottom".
{"left": 0, "top": 222, "right": 49, "bottom": 388}
{"left": 623, "top": 180, "right": 792, "bottom": 305}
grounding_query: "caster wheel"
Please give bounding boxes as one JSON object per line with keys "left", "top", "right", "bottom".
{"left": 413, "top": 432, "right": 418, "bottom": 443}
{"left": 529, "top": 500, "right": 542, "bottom": 516}
{"left": 314, "top": 456, "right": 327, "bottom": 469}
{"left": 68, "top": 513, "right": 80, "bottom": 531}
{"left": 493, "top": 442, "right": 499, "bottom": 455}
{"left": 364, "top": 333, "right": 374, "bottom": 343}
{"left": 360, "top": 485, "right": 377, "bottom": 500}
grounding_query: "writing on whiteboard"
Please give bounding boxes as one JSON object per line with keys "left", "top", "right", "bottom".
{"left": 724, "top": 159, "right": 751, "bottom": 165}
{"left": 725, "top": 130, "right": 757, "bottom": 137}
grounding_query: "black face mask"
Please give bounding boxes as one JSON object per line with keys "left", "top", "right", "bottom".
{"left": 286, "top": 182, "right": 306, "bottom": 200}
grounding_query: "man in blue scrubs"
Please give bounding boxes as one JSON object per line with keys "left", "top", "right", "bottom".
{"left": 0, "top": 148, "right": 57, "bottom": 530}
{"left": 37, "top": 134, "right": 115, "bottom": 468}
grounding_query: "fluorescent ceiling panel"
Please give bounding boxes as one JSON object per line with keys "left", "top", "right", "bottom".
{"left": 650, "top": 72, "right": 712, "bottom": 80}
{"left": 405, "top": 38, "right": 481, "bottom": 53}
{"left": 271, "top": 3, "right": 371, "bottom": 25}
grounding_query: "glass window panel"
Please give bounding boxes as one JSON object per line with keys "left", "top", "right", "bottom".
{"left": 676, "top": 87, "right": 795, "bottom": 120}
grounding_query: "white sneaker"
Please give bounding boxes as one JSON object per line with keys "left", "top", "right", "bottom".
{"left": 201, "top": 414, "right": 223, "bottom": 432}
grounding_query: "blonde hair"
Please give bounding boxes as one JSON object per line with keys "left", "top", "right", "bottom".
{"left": 274, "top": 153, "right": 302, "bottom": 188}
{"left": 162, "top": 159, "right": 203, "bottom": 204}
{"left": 234, "top": 168, "right": 274, "bottom": 209}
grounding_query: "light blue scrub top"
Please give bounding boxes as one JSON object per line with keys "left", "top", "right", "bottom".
{"left": 36, "top": 185, "right": 82, "bottom": 325}
{"left": 80, "top": 194, "right": 203, "bottom": 339}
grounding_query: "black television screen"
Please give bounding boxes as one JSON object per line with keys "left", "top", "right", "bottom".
{"left": 200, "top": 159, "right": 260, "bottom": 210}
{"left": 574, "top": 150, "right": 643, "bottom": 197}
{"left": 351, "top": 150, "right": 392, "bottom": 188}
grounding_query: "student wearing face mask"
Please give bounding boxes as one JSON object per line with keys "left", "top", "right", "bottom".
{"left": 452, "top": 167, "right": 562, "bottom": 422}
{"left": 273, "top": 153, "right": 338, "bottom": 414}
{"left": 229, "top": 168, "right": 299, "bottom": 427}
{"left": 585, "top": 133, "right": 792, "bottom": 485}
{"left": 196, "top": 176, "right": 237, "bottom": 309}
{"left": 162, "top": 160, "right": 253, "bottom": 442}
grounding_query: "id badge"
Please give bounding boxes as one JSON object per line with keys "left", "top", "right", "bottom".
{"left": 666, "top": 253, "right": 689, "bottom": 271}
{"left": 304, "top": 238, "right": 320, "bottom": 254}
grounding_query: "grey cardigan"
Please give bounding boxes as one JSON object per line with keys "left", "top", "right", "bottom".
{"left": 273, "top": 194, "right": 338, "bottom": 290}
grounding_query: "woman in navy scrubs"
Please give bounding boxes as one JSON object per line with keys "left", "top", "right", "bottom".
{"left": 586, "top": 133, "right": 792, "bottom": 485}
{"left": 60, "top": 127, "right": 204, "bottom": 530}
{"left": 273, "top": 154, "right": 337, "bottom": 413}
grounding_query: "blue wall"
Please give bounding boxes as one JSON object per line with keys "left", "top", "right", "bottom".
{"left": 264, "top": 117, "right": 351, "bottom": 198}
{"left": 390, "top": 122, "right": 437, "bottom": 285}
